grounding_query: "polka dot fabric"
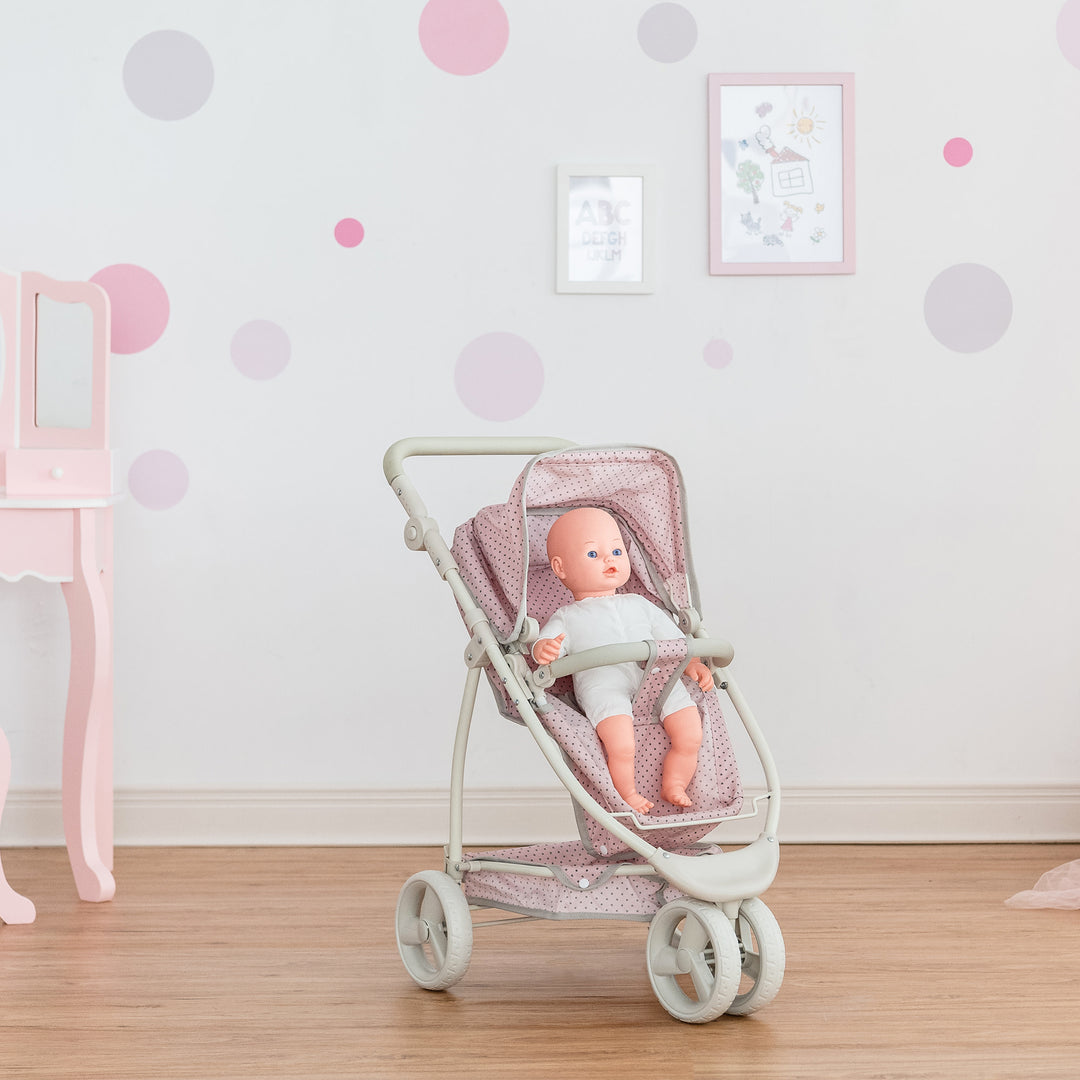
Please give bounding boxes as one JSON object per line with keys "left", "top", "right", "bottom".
{"left": 462, "top": 840, "right": 722, "bottom": 920}
{"left": 451, "top": 447, "right": 696, "bottom": 645}
{"left": 632, "top": 636, "right": 694, "bottom": 724}
{"left": 450, "top": 445, "right": 744, "bottom": 870}
{"left": 542, "top": 681, "right": 743, "bottom": 857}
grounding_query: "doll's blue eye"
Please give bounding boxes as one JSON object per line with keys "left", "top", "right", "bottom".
{"left": 613, "top": 548, "right": 623, "bottom": 556}
{"left": 586, "top": 550, "right": 598, "bottom": 558}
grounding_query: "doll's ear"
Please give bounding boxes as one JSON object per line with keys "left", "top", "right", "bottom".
{"left": 550, "top": 555, "right": 566, "bottom": 580}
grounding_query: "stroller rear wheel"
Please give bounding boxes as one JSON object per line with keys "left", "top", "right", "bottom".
{"left": 728, "top": 897, "right": 785, "bottom": 1015}
{"left": 646, "top": 899, "right": 742, "bottom": 1023}
{"left": 395, "top": 870, "right": 473, "bottom": 991}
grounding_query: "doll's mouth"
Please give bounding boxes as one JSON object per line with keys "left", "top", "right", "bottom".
{"left": 604, "top": 566, "right": 619, "bottom": 575}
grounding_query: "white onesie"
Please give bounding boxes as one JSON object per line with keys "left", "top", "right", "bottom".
{"left": 533, "top": 593, "right": 693, "bottom": 727}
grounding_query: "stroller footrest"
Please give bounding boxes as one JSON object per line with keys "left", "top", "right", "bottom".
{"left": 648, "top": 833, "right": 779, "bottom": 904}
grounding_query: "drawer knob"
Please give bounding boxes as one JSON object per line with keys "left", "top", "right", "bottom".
{"left": 50, "top": 466, "right": 64, "bottom": 480}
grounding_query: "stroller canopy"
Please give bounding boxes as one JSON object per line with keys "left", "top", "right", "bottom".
{"left": 452, "top": 446, "right": 701, "bottom": 645}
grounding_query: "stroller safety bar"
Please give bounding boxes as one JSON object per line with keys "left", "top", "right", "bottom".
{"left": 532, "top": 637, "right": 735, "bottom": 686}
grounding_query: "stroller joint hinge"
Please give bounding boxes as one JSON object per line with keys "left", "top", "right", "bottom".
{"left": 403, "top": 515, "right": 437, "bottom": 551}
{"left": 464, "top": 632, "right": 491, "bottom": 669}
{"left": 445, "top": 858, "right": 469, "bottom": 879}
{"left": 424, "top": 532, "right": 458, "bottom": 578}
{"left": 505, "top": 653, "right": 536, "bottom": 708}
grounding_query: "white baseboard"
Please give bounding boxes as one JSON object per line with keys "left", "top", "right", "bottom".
{"left": 2, "top": 784, "right": 1079, "bottom": 846}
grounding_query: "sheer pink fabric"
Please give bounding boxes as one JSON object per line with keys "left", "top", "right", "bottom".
{"left": 1005, "top": 860, "right": 1080, "bottom": 909}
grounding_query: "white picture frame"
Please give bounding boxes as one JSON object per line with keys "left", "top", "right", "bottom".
{"left": 556, "top": 165, "right": 656, "bottom": 294}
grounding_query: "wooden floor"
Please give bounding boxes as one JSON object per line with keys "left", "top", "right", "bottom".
{"left": 1, "top": 844, "right": 1078, "bottom": 1079}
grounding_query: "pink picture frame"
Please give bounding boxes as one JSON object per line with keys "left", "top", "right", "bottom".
{"left": 708, "top": 73, "right": 854, "bottom": 275}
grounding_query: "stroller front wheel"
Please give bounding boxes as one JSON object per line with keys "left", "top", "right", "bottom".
{"left": 646, "top": 899, "right": 742, "bottom": 1023}
{"left": 727, "top": 897, "right": 785, "bottom": 1015}
{"left": 395, "top": 870, "right": 473, "bottom": 991}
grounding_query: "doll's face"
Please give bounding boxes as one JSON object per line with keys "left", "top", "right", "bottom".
{"left": 547, "top": 507, "right": 630, "bottom": 599}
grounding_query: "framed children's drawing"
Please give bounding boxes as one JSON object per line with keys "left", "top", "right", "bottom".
{"left": 556, "top": 165, "right": 656, "bottom": 293}
{"left": 708, "top": 73, "right": 854, "bottom": 275}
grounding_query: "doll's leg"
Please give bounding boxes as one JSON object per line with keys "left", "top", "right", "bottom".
{"left": 661, "top": 705, "right": 703, "bottom": 807}
{"left": 595, "top": 714, "right": 653, "bottom": 814}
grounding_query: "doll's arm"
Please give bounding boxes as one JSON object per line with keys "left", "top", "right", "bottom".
{"left": 533, "top": 633, "right": 566, "bottom": 665}
{"left": 685, "top": 658, "right": 715, "bottom": 691}
{"left": 639, "top": 600, "right": 714, "bottom": 690}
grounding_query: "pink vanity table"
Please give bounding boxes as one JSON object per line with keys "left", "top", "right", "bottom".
{"left": 0, "top": 269, "right": 117, "bottom": 924}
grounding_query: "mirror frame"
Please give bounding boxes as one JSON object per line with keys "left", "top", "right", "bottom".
{"left": 0, "top": 270, "right": 17, "bottom": 452}
{"left": 18, "top": 272, "right": 109, "bottom": 451}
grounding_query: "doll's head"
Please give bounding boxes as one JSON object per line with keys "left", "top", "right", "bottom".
{"left": 546, "top": 507, "right": 630, "bottom": 600}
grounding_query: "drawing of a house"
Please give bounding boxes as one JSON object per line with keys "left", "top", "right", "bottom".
{"left": 768, "top": 147, "right": 813, "bottom": 196}
{"left": 754, "top": 127, "right": 814, "bottom": 197}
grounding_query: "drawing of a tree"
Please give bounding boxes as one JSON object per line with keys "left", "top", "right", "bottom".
{"left": 736, "top": 160, "right": 764, "bottom": 204}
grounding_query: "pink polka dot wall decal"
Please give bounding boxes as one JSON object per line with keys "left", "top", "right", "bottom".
{"left": 123, "top": 30, "right": 214, "bottom": 120}
{"left": 1059, "top": 0, "right": 1080, "bottom": 68}
{"left": 419, "top": 0, "right": 510, "bottom": 75}
{"left": 454, "top": 332, "right": 543, "bottom": 421}
{"left": 89, "top": 264, "right": 170, "bottom": 354}
{"left": 703, "top": 338, "right": 734, "bottom": 369}
{"left": 334, "top": 218, "right": 365, "bottom": 247}
{"left": 943, "top": 138, "right": 973, "bottom": 167}
{"left": 638, "top": 3, "right": 698, "bottom": 63}
{"left": 924, "top": 263, "right": 1013, "bottom": 353}
{"left": 231, "top": 320, "right": 291, "bottom": 380}
{"left": 128, "top": 450, "right": 189, "bottom": 510}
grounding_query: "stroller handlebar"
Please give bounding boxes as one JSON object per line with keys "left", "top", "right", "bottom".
{"left": 537, "top": 636, "right": 735, "bottom": 684}
{"left": 383, "top": 437, "right": 576, "bottom": 483}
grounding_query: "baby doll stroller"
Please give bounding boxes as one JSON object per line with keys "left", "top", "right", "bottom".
{"left": 385, "top": 438, "right": 784, "bottom": 1023}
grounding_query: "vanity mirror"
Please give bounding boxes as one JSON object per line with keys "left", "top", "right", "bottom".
{"left": 1, "top": 270, "right": 112, "bottom": 496}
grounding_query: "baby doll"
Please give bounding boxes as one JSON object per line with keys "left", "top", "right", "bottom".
{"left": 532, "top": 506, "right": 712, "bottom": 814}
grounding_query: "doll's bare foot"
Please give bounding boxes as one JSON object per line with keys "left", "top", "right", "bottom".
{"left": 661, "top": 786, "right": 693, "bottom": 808}
{"left": 596, "top": 715, "right": 652, "bottom": 814}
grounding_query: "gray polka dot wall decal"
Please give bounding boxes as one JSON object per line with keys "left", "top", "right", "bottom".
{"left": 924, "top": 263, "right": 1013, "bottom": 353}
{"left": 703, "top": 338, "right": 734, "bottom": 369}
{"left": 455, "top": 332, "right": 544, "bottom": 420}
{"left": 128, "top": 450, "right": 190, "bottom": 510}
{"left": 123, "top": 30, "right": 214, "bottom": 120}
{"left": 637, "top": 3, "right": 698, "bottom": 63}
{"left": 231, "top": 320, "right": 291, "bottom": 380}
{"left": 1059, "top": 0, "right": 1080, "bottom": 69}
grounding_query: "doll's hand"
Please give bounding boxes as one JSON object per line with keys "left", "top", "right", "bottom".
{"left": 686, "top": 659, "right": 714, "bottom": 691}
{"left": 533, "top": 634, "right": 566, "bottom": 665}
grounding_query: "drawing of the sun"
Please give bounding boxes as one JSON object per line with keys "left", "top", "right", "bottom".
{"left": 788, "top": 104, "right": 826, "bottom": 148}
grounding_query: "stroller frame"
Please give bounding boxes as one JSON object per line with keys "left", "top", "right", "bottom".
{"left": 385, "top": 437, "right": 784, "bottom": 1023}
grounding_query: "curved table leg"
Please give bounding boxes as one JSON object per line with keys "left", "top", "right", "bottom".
{"left": 0, "top": 729, "right": 36, "bottom": 924}
{"left": 60, "top": 508, "right": 115, "bottom": 903}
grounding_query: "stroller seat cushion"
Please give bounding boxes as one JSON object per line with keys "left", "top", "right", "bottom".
{"left": 542, "top": 690, "right": 743, "bottom": 856}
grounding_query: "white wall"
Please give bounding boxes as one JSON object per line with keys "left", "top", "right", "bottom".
{"left": 2, "top": 1, "right": 1079, "bottom": 843}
